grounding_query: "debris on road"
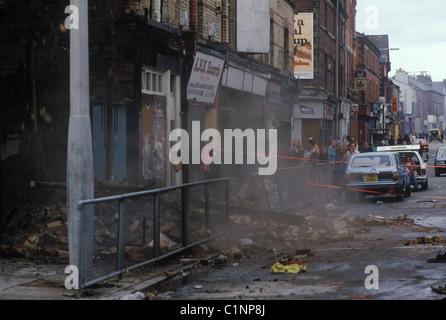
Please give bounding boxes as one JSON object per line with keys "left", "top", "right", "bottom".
{"left": 351, "top": 214, "right": 414, "bottom": 226}
{"left": 119, "top": 291, "right": 146, "bottom": 300}
{"left": 416, "top": 199, "right": 438, "bottom": 203}
{"left": 270, "top": 261, "right": 306, "bottom": 274}
{"left": 404, "top": 235, "right": 445, "bottom": 246}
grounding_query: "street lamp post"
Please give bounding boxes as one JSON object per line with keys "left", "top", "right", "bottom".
{"left": 67, "top": 0, "right": 94, "bottom": 274}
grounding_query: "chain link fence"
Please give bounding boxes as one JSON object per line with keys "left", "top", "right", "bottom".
{"left": 76, "top": 178, "right": 229, "bottom": 296}
{"left": 75, "top": 164, "right": 342, "bottom": 296}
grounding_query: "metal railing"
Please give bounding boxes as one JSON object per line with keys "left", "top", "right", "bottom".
{"left": 74, "top": 163, "right": 342, "bottom": 296}
{"left": 76, "top": 178, "right": 229, "bottom": 297}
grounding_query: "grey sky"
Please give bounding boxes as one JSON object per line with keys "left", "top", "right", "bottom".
{"left": 356, "top": 0, "right": 446, "bottom": 82}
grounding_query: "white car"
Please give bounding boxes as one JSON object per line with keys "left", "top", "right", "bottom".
{"left": 376, "top": 145, "right": 429, "bottom": 191}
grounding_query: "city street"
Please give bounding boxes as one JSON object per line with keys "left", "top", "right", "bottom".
{"left": 143, "top": 142, "right": 446, "bottom": 300}
{"left": 3, "top": 0, "right": 446, "bottom": 307}
{"left": 0, "top": 143, "right": 445, "bottom": 301}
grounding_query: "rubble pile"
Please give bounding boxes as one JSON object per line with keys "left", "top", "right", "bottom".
{"left": 404, "top": 235, "right": 445, "bottom": 246}
{"left": 348, "top": 214, "right": 415, "bottom": 227}
{"left": 0, "top": 203, "right": 69, "bottom": 262}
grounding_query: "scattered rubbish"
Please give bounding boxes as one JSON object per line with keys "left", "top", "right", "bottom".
{"left": 194, "top": 285, "right": 203, "bottom": 289}
{"left": 325, "top": 202, "right": 337, "bottom": 210}
{"left": 416, "top": 199, "right": 438, "bottom": 203}
{"left": 373, "top": 216, "right": 386, "bottom": 223}
{"left": 265, "top": 229, "right": 277, "bottom": 238}
{"left": 270, "top": 262, "right": 306, "bottom": 274}
{"left": 276, "top": 255, "right": 310, "bottom": 265}
{"left": 148, "top": 233, "right": 177, "bottom": 250}
{"left": 202, "top": 254, "right": 228, "bottom": 268}
{"left": 0, "top": 203, "right": 69, "bottom": 260}
{"left": 405, "top": 236, "right": 445, "bottom": 246}
{"left": 120, "top": 291, "right": 145, "bottom": 300}
{"left": 376, "top": 201, "right": 384, "bottom": 204}
{"left": 239, "top": 238, "right": 254, "bottom": 246}
{"left": 239, "top": 238, "right": 254, "bottom": 254}
{"left": 354, "top": 215, "right": 414, "bottom": 226}
{"left": 226, "top": 247, "right": 243, "bottom": 260}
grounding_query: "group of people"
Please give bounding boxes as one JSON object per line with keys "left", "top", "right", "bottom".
{"left": 289, "top": 135, "right": 366, "bottom": 166}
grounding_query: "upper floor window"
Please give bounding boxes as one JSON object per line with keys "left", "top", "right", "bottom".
{"left": 141, "top": 69, "right": 164, "bottom": 95}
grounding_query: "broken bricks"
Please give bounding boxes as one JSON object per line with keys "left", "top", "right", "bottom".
{"left": 0, "top": 204, "right": 69, "bottom": 260}
{"left": 404, "top": 235, "right": 444, "bottom": 246}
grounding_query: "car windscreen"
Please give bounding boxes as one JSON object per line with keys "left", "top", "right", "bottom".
{"left": 437, "top": 149, "right": 446, "bottom": 157}
{"left": 350, "top": 155, "right": 392, "bottom": 168}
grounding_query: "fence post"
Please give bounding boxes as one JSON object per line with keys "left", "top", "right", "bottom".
{"left": 76, "top": 202, "right": 84, "bottom": 299}
{"left": 117, "top": 199, "right": 126, "bottom": 278}
{"left": 78, "top": 201, "right": 93, "bottom": 291}
{"left": 225, "top": 179, "right": 229, "bottom": 229}
{"left": 204, "top": 183, "right": 209, "bottom": 231}
{"left": 153, "top": 193, "right": 160, "bottom": 258}
{"left": 181, "top": 187, "right": 188, "bottom": 247}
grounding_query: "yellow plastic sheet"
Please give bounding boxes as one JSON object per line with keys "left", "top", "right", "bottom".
{"left": 270, "top": 262, "right": 306, "bottom": 274}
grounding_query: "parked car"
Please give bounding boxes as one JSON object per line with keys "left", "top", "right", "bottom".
{"left": 376, "top": 145, "right": 429, "bottom": 191}
{"left": 434, "top": 146, "right": 446, "bottom": 177}
{"left": 412, "top": 138, "right": 429, "bottom": 152}
{"left": 344, "top": 151, "right": 411, "bottom": 200}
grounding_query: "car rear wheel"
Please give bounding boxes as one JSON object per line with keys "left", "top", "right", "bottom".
{"left": 421, "top": 180, "right": 428, "bottom": 191}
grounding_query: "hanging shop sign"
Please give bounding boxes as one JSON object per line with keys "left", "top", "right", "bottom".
{"left": 354, "top": 70, "right": 367, "bottom": 91}
{"left": 355, "top": 78, "right": 367, "bottom": 91}
{"left": 187, "top": 51, "right": 225, "bottom": 104}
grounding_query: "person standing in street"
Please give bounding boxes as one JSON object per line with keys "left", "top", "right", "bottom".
{"left": 289, "top": 138, "right": 303, "bottom": 166}
{"left": 303, "top": 139, "right": 318, "bottom": 166}
{"left": 328, "top": 140, "right": 337, "bottom": 163}
{"left": 318, "top": 145, "right": 329, "bottom": 164}
{"left": 404, "top": 154, "right": 418, "bottom": 192}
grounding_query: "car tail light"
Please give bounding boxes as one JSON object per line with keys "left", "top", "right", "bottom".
{"left": 421, "top": 169, "right": 426, "bottom": 175}
{"left": 393, "top": 171, "right": 398, "bottom": 182}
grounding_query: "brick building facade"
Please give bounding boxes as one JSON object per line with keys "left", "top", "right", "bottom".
{"left": 351, "top": 31, "right": 380, "bottom": 144}
{"left": 0, "top": 0, "right": 299, "bottom": 221}
{"left": 291, "top": 0, "right": 352, "bottom": 146}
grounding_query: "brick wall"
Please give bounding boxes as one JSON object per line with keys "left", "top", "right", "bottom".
{"left": 356, "top": 35, "right": 380, "bottom": 105}
{"left": 0, "top": 0, "right": 150, "bottom": 219}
